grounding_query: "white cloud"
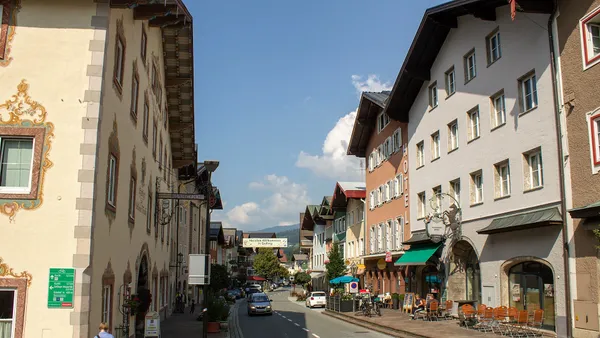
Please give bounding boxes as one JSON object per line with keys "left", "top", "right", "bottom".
{"left": 295, "top": 74, "right": 392, "bottom": 180}
{"left": 220, "top": 175, "right": 310, "bottom": 230}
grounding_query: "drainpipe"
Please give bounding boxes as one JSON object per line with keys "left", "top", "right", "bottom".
{"left": 547, "top": 1, "right": 573, "bottom": 336}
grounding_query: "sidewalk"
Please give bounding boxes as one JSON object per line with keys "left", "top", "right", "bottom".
{"left": 323, "top": 308, "right": 556, "bottom": 338}
{"left": 161, "top": 307, "right": 227, "bottom": 338}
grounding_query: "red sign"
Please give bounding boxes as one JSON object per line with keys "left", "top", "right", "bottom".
{"left": 385, "top": 251, "right": 392, "bottom": 263}
{"left": 359, "top": 289, "right": 368, "bottom": 294}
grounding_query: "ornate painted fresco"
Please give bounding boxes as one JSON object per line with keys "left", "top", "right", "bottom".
{"left": 0, "top": 80, "right": 54, "bottom": 221}
{"left": 0, "top": 256, "right": 32, "bottom": 286}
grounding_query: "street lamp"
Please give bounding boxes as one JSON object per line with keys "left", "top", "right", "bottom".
{"left": 202, "top": 160, "right": 219, "bottom": 338}
{"left": 170, "top": 252, "right": 185, "bottom": 312}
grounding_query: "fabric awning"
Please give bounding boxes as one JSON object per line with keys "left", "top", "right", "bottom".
{"left": 334, "top": 232, "right": 346, "bottom": 242}
{"left": 310, "top": 272, "right": 326, "bottom": 279}
{"left": 247, "top": 276, "right": 266, "bottom": 281}
{"left": 477, "top": 207, "right": 562, "bottom": 235}
{"left": 394, "top": 243, "right": 442, "bottom": 266}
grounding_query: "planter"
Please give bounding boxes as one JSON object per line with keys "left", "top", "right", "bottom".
{"left": 339, "top": 300, "right": 354, "bottom": 312}
{"left": 392, "top": 298, "right": 400, "bottom": 310}
{"left": 207, "top": 322, "right": 221, "bottom": 333}
{"left": 219, "top": 321, "right": 229, "bottom": 331}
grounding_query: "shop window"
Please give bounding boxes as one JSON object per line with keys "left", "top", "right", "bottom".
{"left": 508, "top": 261, "right": 555, "bottom": 330}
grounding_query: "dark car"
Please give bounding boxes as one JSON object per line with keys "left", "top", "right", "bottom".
{"left": 247, "top": 292, "right": 273, "bottom": 316}
{"left": 245, "top": 288, "right": 260, "bottom": 300}
{"left": 228, "top": 289, "right": 242, "bottom": 299}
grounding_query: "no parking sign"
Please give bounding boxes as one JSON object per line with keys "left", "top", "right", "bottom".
{"left": 349, "top": 281, "right": 358, "bottom": 294}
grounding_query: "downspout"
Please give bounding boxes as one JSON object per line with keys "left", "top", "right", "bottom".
{"left": 547, "top": 1, "right": 573, "bottom": 336}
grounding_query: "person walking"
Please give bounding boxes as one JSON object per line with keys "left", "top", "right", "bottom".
{"left": 94, "top": 323, "right": 114, "bottom": 338}
{"left": 190, "top": 299, "right": 196, "bottom": 314}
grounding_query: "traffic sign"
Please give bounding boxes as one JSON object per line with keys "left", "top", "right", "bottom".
{"left": 48, "top": 268, "right": 75, "bottom": 308}
{"left": 156, "top": 193, "right": 205, "bottom": 200}
{"left": 349, "top": 281, "right": 358, "bottom": 294}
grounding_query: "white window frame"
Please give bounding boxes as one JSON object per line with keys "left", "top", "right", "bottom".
{"left": 416, "top": 142, "right": 424, "bottom": 167}
{"left": 429, "top": 82, "right": 438, "bottom": 108}
{"left": 386, "top": 137, "right": 392, "bottom": 158}
{"left": 393, "top": 128, "right": 402, "bottom": 152}
{"left": 580, "top": 6, "right": 600, "bottom": 69}
{"left": 488, "top": 30, "right": 501, "bottom": 64}
{"left": 432, "top": 186, "right": 442, "bottom": 210}
{"left": 377, "top": 145, "right": 383, "bottom": 166}
{"left": 0, "top": 137, "right": 35, "bottom": 194}
{"left": 417, "top": 192, "right": 426, "bottom": 219}
{"left": 465, "top": 50, "right": 477, "bottom": 81}
{"left": 386, "top": 220, "right": 392, "bottom": 251}
{"left": 384, "top": 182, "right": 390, "bottom": 202}
{"left": 431, "top": 132, "right": 440, "bottom": 160}
{"left": 0, "top": 288, "right": 16, "bottom": 338}
{"left": 588, "top": 112, "right": 600, "bottom": 172}
{"left": 377, "top": 223, "right": 383, "bottom": 252}
{"left": 115, "top": 38, "right": 125, "bottom": 85}
{"left": 370, "top": 226, "right": 375, "bottom": 253}
{"left": 359, "top": 238, "right": 364, "bottom": 256}
{"left": 445, "top": 67, "right": 456, "bottom": 96}
{"left": 102, "top": 284, "right": 112, "bottom": 325}
{"left": 395, "top": 174, "right": 403, "bottom": 196}
{"left": 492, "top": 93, "right": 506, "bottom": 128}
{"left": 468, "top": 109, "right": 480, "bottom": 140}
{"left": 528, "top": 151, "right": 543, "bottom": 189}
{"left": 473, "top": 172, "right": 483, "bottom": 203}
{"left": 396, "top": 217, "right": 404, "bottom": 249}
{"left": 450, "top": 179, "right": 460, "bottom": 206}
{"left": 448, "top": 121, "right": 458, "bottom": 151}
{"left": 368, "top": 152, "right": 375, "bottom": 172}
{"left": 389, "top": 179, "right": 396, "bottom": 199}
{"left": 128, "top": 177, "right": 136, "bottom": 219}
{"left": 377, "top": 112, "right": 390, "bottom": 133}
{"left": 107, "top": 154, "right": 117, "bottom": 206}
{"left": 378, "top": 186, "right": 383, "bottom": 206}
{"left": 521, "top": 74, "right": 538, "bottom": 112}
{"left": 498, "top": 162, "right": 511, "bottom": 197}
{"left": 369, "top": 191, "right": 375, "bottom": 210}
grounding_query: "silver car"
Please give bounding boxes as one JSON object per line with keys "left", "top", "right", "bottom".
{"left": 247, "top": 292, "right": 273, "bottom": 316}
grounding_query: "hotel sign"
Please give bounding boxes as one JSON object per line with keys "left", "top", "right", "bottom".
{"left": 242, "top": 238, "right": 288, "bottom": 248}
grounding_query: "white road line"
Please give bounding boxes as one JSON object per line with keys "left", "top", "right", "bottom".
{"left": 312, "top": 335, "right": 320, "bottom": 338}
{"left": 294, "top": 323, "right": 300, "bottom": 327}
{"left": 287, "top": 319, "right": 292, "bottom": 322}
{"left": 302, "top": 328, "right": 310, "bottom": 332}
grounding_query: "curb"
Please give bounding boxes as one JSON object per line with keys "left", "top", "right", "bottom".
{"left": 227, "top": 300, "right": 244, "bottom": 338}
{"left": 322, "top": 309, "right": 427, "bottom": 338}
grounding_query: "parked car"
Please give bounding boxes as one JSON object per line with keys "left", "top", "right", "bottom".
{"left": 246, "top": 288, "right": 260, "bottom": 300}
{"left": 227, "top": 289, "right": 242, "bottom": 299}
{"left": 247, "top": 292, "right": 273, "bottom": 316}
{"left": 305, "top": 291, "right": 327, "bottom": 308}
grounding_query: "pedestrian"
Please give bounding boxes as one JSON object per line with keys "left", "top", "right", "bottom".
{"left": 94, "top": 322, "right": 114, "bottom": 338}
{"left": 190, "top": 299, "right": 196, "bottom": 314}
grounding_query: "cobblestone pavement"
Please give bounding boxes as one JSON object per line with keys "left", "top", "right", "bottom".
{"left": 161, "top": 306, "right": 227, "bottom": 338}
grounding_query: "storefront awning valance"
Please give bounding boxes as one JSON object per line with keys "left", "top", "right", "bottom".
{"left": 394, "top": 243, "right": 442, "bottom": 266}
{"left": 477, "top": 207, "right": 562, "bottom": 235}
{"left": 569, "top": 200, "right": 600, "bottom": 219}
{"left": 334, "top": 232, "right": 346, "bottom": 242}
{"left": 403, "top": 230, "right": 432, "bottom": 245}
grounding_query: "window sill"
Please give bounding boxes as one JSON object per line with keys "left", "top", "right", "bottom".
{"left": 519, "top": 106, "right": 538, "bottom": 117}
{"left": 416, "top": 164, "right": 424, "bottom": 170}
{"left": 417, "top": 216, "right": 425, "bottom": 221}
{"left": 487, "top": 57, "right": 501, "bottom": 68}
{"left": 524, "top": 186, "right": 543, "bottom": 194}
{"left": 130, "top": 111, "right": 138, "bottom": 124}
{"left": 445, "top": 92, "right": 455, "bottom": 100}
{"left": 431, "top": 156, "right": 441, "bottom": 163}
{"left": 464, "top": 76, "right": 476, "bottom": 85}
{"left": 113, "top": 77, "right": 123, "bottom": 97}
{"left": 470, "top": 201, "right": 483, "bottom": 207}
{"left": 490, "top": 123, "right": 506, "bottom": 132}
{"left": 448, "top": 147, "right": 459, "bottom": 154}
{"left": 106, "top": 202, "right": 116, "bottom": 213}
{"left": 429, "top": 105, "right": 438, "bottom": 112}
{"left": 467, "top": 136, "right": 480, "bottom": 144}
{"left": 494, "top": 194, "right": 510, "bottom": 201}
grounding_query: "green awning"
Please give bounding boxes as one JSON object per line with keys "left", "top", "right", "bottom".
{"left": 477, "top": 207, "right": 562, "bottom": 234}
{"left": 334, "top": 232, "right": 346, "bottom": 242}
{"left": 394, "top": 243, "right": 442, "bottom": 266}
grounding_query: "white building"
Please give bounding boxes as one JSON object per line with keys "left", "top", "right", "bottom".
{"left": 384, "top": 1, "right": 565, "bottom": 335}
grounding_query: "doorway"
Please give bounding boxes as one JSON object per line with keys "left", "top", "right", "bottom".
{"left": 508, "top": 261, "right": 555, "bottom": 329}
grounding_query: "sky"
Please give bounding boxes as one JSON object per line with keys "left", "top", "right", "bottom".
{"left": 188, "top": 0, "right": 447, "bottom": 231}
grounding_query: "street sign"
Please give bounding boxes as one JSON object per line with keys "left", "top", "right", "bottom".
{"left": 349, "top": 281, "right": 358, "bottom": 294}
{"left": 385, "top": 251, "right": 392, "bottom": 263}
{"left": 242, "top": 238, "right": 288, "bottom": 248}
{"left": 156, "top": 193, "right": 205, "bottom": 200}
{"left": 48, "top": 268, "right": 75, "bottom": 308}
{"left": 144, "top": 311, "right": 160, "bottom": 337}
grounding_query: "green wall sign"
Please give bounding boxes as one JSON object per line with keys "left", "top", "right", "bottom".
{"left": 47, "top": 268, "right": 75, "bottom": 308}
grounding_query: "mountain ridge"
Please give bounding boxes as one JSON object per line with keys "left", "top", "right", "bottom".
{"left": 252, "top": 223, "right": 299, "bottom": 234}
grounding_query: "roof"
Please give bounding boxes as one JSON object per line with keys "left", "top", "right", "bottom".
{"left": 300, "top": 205, "right": 320, "bottom": 230}
{"left": 569, "top": 200, "right": 600, "bottom": 218}
{"left": 278, "top": 249, "right": 288, "bottom": 263}
{"left": 209, "top": 222, "right": 225, "bottom": 244}
{"left": 293, "top": 254, "right": 308, "bottom": 261}
{"left": 404, "top": 230, "right": 432, "bottom": 245}
{"left": 346, "top": 91, "right": 390, "bottom": 157}
{"left": 331, "top": 181, "right": 367, "bottom": 208}
{"left": 477, "top": 207, "right": 562, "bottom": 235}
{"left": 382, "top": 0, "right": 554, "bottom": 123}
{"left": 248, "top": 232, "right": 276, "bottom": 239}
{"left": 110, "top": 0, "right": 197, "bottom": 168}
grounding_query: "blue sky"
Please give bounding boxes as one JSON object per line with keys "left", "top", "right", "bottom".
{"left": 189, "top": 0, "right": 446, "bottom": 231}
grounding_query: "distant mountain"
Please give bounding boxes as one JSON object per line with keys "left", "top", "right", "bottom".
{"left": 253, "top": 223, "right": 299, "bottom": 234}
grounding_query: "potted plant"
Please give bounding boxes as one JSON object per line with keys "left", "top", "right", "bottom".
{"left": 219, "top": 302, "right": 231, "bottom": 331}
{"left": 123, "top": 295, "right": 141, "bottom": 316}
{"left": 391, "top": 293, "right": 401, "bottom": 310}
{"left": 205, "top": 294, "right": 226, "bottom": 333}
{"left": 339, "top": 294, "right": 354, "bottom": 312}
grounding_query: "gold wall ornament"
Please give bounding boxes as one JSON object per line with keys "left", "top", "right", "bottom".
{"left": 0, "top": 80, "right": 55, "bottom": 220}
{"left": 0, "top": 0, "right": 22, "bottom": 68}
{"left": 0, "top": 257, "right": 32, "bottom": 286}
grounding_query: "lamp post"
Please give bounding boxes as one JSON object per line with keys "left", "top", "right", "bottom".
{"left": 201, "top": 160, "right": 219, "bottom": 338}
{"left": 349, "top": 261, "right": 358, "bottom": 312}
{"left": 169, "top": 252, "right": 184, "bottom": 312}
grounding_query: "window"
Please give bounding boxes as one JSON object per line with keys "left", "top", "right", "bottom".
{"left": 389, "top": 179, "right": 396, "bottom": 200}
{"left": 429, "top": 81, "right": 438, "bottom": 109}
{"left": 158, "top": 137, "right": 163, "bottom": 169}
{"left": 385, "top": 137, "right": 392, "bottom": 158}
{"left": 470, "top": 170, "right": 483, "bottom": 204}
{"left": 141, "top": 26, "right": 147, "bottom": 62}
{"left": 524, "top": 149, "right": 544, "bottom": 190}
{"left": 102, "top": 285, "right": 112, "bottom": 327}
{"left": 359, "top": 238, "right": 364, "bottom": 256}
{"left": 386, "top": 221, "right": 392, "bottom": 251}
{"left": 464, "top": 49, "right": 477, "bottom": 82}
{"left": 384, "top": 182, "right": 390, "bottom": 202}
{"left": 0, "top": 289, "right": 16, "bottom": 337}
{"left": 395, "top": 174, "right": 403, "bottom": 196}
{"left": 589, "top": 114, "right": 600, "bottom": 166}
{"left": 152, "top": 64, "right": 159, "bottom": 93}
{"left": 395, "top": 217, "right": 404, "bottom": 248}
{"left": 113, "top": 35, "right": 125, "bottom": 91}
{"left": 393, "top": 128, "right": 402, "bottom": 152}
{"left": 152, "top": 122, "right": 157, "bottom": 159}
{"left": 417, "top": 192, "right": 426, "bottom": 219}
{"left": 450, "top": 179, "right": 460, "bottom": 206}
{"left": 107, "top": 154, "right": 117, "bottom": 207}
{"left": 491, "top": 91, "right": 506, "bottom": 128}
{"left": 580, "top": 6, "right": 600, "bottom": 68}
{"left": 519, "top": 72, "right": 538, "bottom": 112}
{"left": 368, "top": 152, "right": 375, "bottom": 171}
{"left": 128, "top": 177, "right": 136, "bottom": 220}
{"left": 0, "top": 137, "right": 34, "bottom": 194}
{"left": 370, "top": 227, "right": 375, "bottom": 253}
{"left": 431, "top": 131, "right": 440, "bottom": 160}
{"left": 468, "top": 107, "right": 480, "bottom": 141}
{"left": 131, "top": 72, "right": 139, "bottom": 120}
{"left": 494, "top": 161, "right": 511, "bottom": 198}
{"left": 143, "top": 94, "right": 149, "bottom": 142}
{"left": 377, "top": 145, "right": 383, "bottom": 166}
{"left": 377, "top": 112, "right": 390, "bottom": 133}
{"left": 416, "top": 141, "right": 424, "bottom": 167}
{"left": 486, "top": 28, "right": 501, "bottom": 64}
{"left": 378, "top": 186, "right": 384, "bottom": 206}
{"left": 432, "top": 186, "right": 442, "bottom": 211}
{"left": 369, "top": 191, "right": 375, "bottom": 210}
{"left": 448, "top": 120, "right": 458, "bottom": 151}
{"left": 377, "top": 223, "right": 383, "bottom": 252}
{"left": 445, "top": 67, "right": 456, "bottom": 96}
{"left": 146, "top": 190, "right": 153, "bottom": 233}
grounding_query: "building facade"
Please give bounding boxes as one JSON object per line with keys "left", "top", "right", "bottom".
{"left": 385, "top": 1, "right": 565, "bottom": 334}
{"left": 0, "top": 1, "right": 196, "bottom": 337}
{"left": 347, "top": 91, "right": 410, "bottom": 295}
{"left": 330, "top": 182, "right": 366, "bottom": 264}
{"left": 557, "top": 0, "right": 600, "bottom": 336}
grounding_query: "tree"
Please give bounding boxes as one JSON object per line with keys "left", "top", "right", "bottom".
{"left": 252, "top": 248, "right": 281, "bottom": 279}
{"left": 326, "top": 243, "right": 346, "bottom": 282}
{"left": 276, "top": 265, "right": 290, "bottom": 278}
{"left": 210, "top": 264, "right": 230, "bottom": 291}
{"left": 294, "top": 272, "right": 311, "bottom": 286}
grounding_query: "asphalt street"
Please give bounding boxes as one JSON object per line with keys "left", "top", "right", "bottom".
{"left": 236, "top": 287, "right": 393, "bottom": 338}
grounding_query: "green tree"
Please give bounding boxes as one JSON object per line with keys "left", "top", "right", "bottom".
{"left": 276, "top": 265, "right": 290, "bottom": 278}
{"left": 294, "top": 272, "right": 311, "bottom": 286}
{"left": 210, "top": 264, "right": 230, "bottom": 291}
{"left": 252, "top": 248, "right": 281, "bottom": 279}
{"left": 326, "top": 243, "right": 346, "bottom": 282}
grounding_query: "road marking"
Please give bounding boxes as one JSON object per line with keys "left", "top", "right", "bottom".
{"left": 302, "top": 328, "right": 309, "bottom": 332}
{"left": 312, "top": 335, "right": 320, "bottom": 338}
{"left": 287, "top": 319, "right": 292, "bottom": 322}
{"left": 294, "top": 323, "right": 300, "bottom": 327}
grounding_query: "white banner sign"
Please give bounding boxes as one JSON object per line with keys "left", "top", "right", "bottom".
{"left": 243, "top": 238, "right": 288, "bottom": 248}
{"left": 427, "top": 222, "right": 445, "bottom": 237}
{"left": 188, "top": 254, "right": 210, "bottom": 285}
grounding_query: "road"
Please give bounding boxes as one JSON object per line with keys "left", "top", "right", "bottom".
{"left": 235, "top": 287, "right": 393, "bottom": 338}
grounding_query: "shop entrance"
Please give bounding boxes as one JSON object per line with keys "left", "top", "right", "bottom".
{"left": 508, "top": 261, "right": 555, "bottom": 329}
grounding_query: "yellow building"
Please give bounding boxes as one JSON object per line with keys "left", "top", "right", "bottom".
{"left": 0, "top": 1, "right": 196, "bottom": 337}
